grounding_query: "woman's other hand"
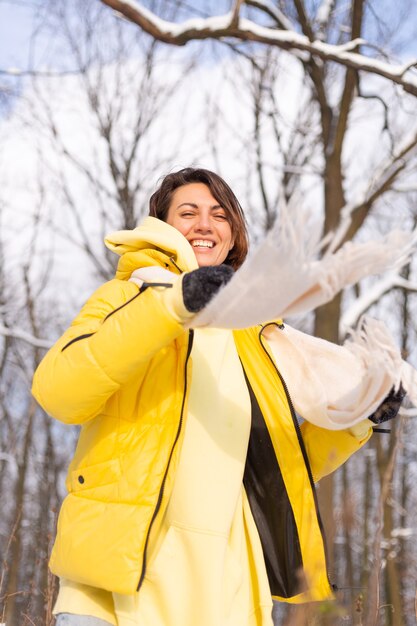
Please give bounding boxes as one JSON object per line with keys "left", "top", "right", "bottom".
{"left": 368, "top": 384, "right": 406, "bottom": 424}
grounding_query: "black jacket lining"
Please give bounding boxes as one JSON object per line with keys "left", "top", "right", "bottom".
{"left": 242, "top": 370, "right": 304, "bottom": 598}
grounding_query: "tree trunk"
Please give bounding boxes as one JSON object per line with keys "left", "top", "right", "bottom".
{"left": 28, "top": 417, "right": 56, "bottom": 623}
{"left": 313, "top": 292, "right": 342, "bottom": 577}
{"left": 4, "top": 399, "right": 36, "bottom": 624}
{"left": 341, "top": 464, "right": 355, "bottom": 614}
{"left": 381, "top": 426, "right": 405, "bottom": 626}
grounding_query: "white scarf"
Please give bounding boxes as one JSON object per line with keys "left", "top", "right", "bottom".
{"left": 130, "top": 210, "right": 417, "bottom": 429}
{"left": 192, "top": 208, "right": 415, "bottom": 328}
{"left": 262, "top": 319, "right": 416, "bottom": 429}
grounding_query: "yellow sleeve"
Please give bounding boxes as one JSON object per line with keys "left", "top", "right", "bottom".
{"left": 300, "top": 420, "right": 373, "bottom": 482}
{"left": 32, "top": 277, "right": 191, "bottom": 425}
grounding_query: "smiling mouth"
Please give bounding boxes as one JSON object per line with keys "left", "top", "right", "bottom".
{"left": 191, "top": 240, "right": 214, "bottom": 248}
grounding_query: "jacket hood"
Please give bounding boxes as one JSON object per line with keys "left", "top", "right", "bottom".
{"left": 105, "top": 217, "right": 199, "bottom": 280}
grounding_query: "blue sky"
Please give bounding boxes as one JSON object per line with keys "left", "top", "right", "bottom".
{"left": 2, "top": 0, "right": 417, "bottom": 73}
{"left": 0, "top": 1, "right": 40, "bottom": 69}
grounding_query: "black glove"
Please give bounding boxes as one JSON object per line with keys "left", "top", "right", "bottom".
{"left": 182, "top": 265, "right": 234, "bottom": 313}
{"left": 368, "top": 384, "right": 406, "bottom": 425}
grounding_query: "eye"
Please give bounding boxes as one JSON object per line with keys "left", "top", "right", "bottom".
{"left": 180, "top": 211, "right": 195, "bottom": 217}
{"left": 214, "top": 213, "right": 228, "bottom": 221}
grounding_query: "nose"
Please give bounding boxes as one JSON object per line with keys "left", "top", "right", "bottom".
{"left": 194, "top": 212, "right": 213, "bottom": 233}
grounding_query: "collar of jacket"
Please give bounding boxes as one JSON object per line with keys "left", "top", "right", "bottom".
{"left": 105, "top": 216, "right": 199, "bottom": 280}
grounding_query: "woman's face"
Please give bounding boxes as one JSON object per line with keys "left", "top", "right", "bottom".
{"left": 166, "top": 183, "right": 234, "bottom": 267}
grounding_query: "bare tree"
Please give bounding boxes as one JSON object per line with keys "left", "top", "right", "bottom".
{"left": 15, "top": 0, "right": 199, "bottom": 283}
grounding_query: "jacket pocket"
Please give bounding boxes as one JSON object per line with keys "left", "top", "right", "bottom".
{"left": 69, "top": 458, "right": 121, "bottom": 494}
{"left": 139, "top": 523, "right": 244, "bottom": 622}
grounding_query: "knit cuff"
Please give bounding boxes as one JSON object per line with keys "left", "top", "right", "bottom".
{"left": 163, "top": 274, "right": 195, "bottom": 324}
{"left": 348, "top": 419, "right": 373, "bottom": 442}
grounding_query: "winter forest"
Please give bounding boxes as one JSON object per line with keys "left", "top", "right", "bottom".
{"left": 1, "top": 0, "right": 417, "bottom": 624}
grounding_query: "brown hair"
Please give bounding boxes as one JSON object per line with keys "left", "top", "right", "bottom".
{"left": 149, "top": 168, "right": 249, "bottom": 270}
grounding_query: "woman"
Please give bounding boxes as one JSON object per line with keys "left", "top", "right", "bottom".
{"left": 32, "top": 168, "right": 400, "bottom": 626}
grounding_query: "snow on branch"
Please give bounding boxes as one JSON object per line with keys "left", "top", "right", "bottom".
{"left": 0, "top": 324, "right": 53, "bottom": 350}
{"left": 316, "top": 0, "right": 335, "bottom": 26}
{"left": 400, "top": 407, "right": 417, "bottom": 418}
{"left": 324, "top": 128, "right": 417, "bottom": 253}
{"left": 340, "top": 272, "right": 417, "bottom": 334}
{"left": 100, "top": 0, "right": 417, "bottom": 97}
{"left": 0, "top": 68, "right": 81, "bottom": 77}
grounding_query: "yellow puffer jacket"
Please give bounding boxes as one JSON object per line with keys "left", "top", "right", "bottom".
{"left": 32, "top": 217, "right": 370, "bottom": 603}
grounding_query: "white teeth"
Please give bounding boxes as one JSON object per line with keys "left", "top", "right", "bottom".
{"left": 192, "top": 240, "right": 214, "bottom": 248}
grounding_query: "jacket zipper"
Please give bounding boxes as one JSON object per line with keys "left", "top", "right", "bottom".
{"left": 258, "top": 324, "right": 334, "bottom": 591}
{"left": 169, "top": 256, "right": 184, "bottom": 273}
{"left": 61, "top": 280, "right": 178, "bottom": 352}
{"left": 61, "top": 290, "right": 145, "bottom": 352}
{"left": 61, "top": 333, "right": 95, "bottom": 352}
{"left": 136, "top": 329, "right": 194, "bottom": 591}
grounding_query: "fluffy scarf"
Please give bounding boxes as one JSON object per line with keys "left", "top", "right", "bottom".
{"left": 130, "top": 210, "right": 417, "bottom": 429}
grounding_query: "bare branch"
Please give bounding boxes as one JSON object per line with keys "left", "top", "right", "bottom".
{"left": 0, "top": 68, "right": 81, "bottom": 77}
{"left": 0, "top": 324, "right": 52, "bottom": 350}
{"left": 341, "top": 272, "right": 417, "bottom": 333}
{"left": 244, "top": 0, "right": 295, "bottom": 30}
{"left": 332, "top": 0, "right": 364, "bottom": 161}
{"left": 100, "top": 0, "right": 417, "bottom": 96}
{"left": 357, "top": 87, "right": 394, "bottom": 150}
{"left": 230, "top": 0, "right": 244, "bottom": 29}
{"left": 365, "top": 424, "right": 403, "bottom": 625}
{"left": 291, "top": 1, "right": 330, "bottom": 147}
{"left": 324, "top": 127, "right": 417, "bottom": 251}
{"left": 293, "top": 0, "right": 316, "bottom": 42}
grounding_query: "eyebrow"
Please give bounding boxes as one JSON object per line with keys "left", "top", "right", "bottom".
{"left": 176, "top": 202, "right": 224, "bottom": 210}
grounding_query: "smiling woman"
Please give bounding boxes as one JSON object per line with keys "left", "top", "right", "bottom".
{"left": 149, "top": 168, "right": 249, "bottom": 270}
{"left": 32, "top": 167, "right": 402, "bottom": 626}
